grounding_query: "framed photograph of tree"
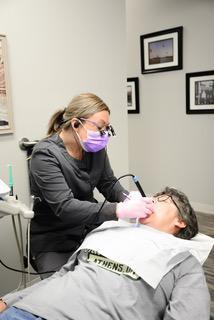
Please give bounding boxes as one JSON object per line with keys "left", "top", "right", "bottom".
{"left": 0, "top": 34, "right": 13, "bottom": 134}
{"left": 140, "top": 26, "right": 183, "bottom": 74}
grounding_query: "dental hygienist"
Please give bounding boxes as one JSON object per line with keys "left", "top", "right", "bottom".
{"left": 29, "top": 93, "right": 154, "bottom": 278}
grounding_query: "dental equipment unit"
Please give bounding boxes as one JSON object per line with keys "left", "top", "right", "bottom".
{"left": 0, "top": 178, "right": 34, "bottom": 289}
{"left": 0, "top": 179, "right": 34, "bottom": 219}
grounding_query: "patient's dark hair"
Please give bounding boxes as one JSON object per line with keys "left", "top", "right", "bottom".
{"left": 154, "top": 187, "right": 198, "bottom": 240}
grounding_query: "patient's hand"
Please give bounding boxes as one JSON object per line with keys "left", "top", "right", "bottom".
{"left": 0, "top": 299, "right": 7, "bottom": 312}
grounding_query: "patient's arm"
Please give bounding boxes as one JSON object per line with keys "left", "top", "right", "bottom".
{"left": 163, "top": 255, "right": 210, "bottom": 320}
{"left": 1, "top": 252, "right": 78, "bottom": 308}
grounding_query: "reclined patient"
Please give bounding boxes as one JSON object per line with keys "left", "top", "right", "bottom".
{"left": 0, "top": 187, "right": 213, "bottom": 320}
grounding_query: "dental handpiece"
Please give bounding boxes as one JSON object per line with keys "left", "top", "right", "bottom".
{"left": 132, "top": 176, "right": 146, "bottom": 197}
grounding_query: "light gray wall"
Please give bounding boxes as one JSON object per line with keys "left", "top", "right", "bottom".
{"left": 126, "top": 0, "right": 214, "bottom": 213}
{"left": 0, "top": 0, "right": 128, "bottom": 295}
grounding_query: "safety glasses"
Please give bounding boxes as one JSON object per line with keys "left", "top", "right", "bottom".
{"left": 79, "top": 118, "right": 116, "bottom": 137}
{"left": 155, "top": 194, "right": 184, "bottom": 220}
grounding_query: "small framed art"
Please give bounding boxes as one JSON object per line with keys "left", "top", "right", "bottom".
{"left": 0, "top": 34, "right": 13, "bottom": 134}
{"left": 186, "top": 70, "right": 214, "bottom": 114}
{"left": 127, "top": 77, "right": 139, "bottom": 114}
{"left": 140, "top": 26, "right": 183, "bottom": 74}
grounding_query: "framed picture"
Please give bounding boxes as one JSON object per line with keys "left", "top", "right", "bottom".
{"left": 140, "top": 26, "right": 183, "bottom": 74}
{"left": 0, "top": 34, "right": 13, "bottom": 134}
{"left": 127, "top": 77, "right": 139, "bottom": 114}
{"left": 186, "top": 70, "right": 214, "bottom": 114}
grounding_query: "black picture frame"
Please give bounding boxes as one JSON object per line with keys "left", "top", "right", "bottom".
{"left": 0, "top": 34, "right": 14, "bottom": 134}
{"left": 127, "top": 77, "right": 139, "bottom": 114}
{"left": 140, "top": 26, "right": 183, "bottom": 74}
{"left": 186, "top": 70, "right": 214, "bottom": 114}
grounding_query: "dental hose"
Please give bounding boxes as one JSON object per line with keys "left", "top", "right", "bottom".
{"left": 0, "top": 173, "right": 146, "bottom": 275}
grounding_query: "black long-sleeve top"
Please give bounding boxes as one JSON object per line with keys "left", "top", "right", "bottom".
{"left": 29, "top": 134, "right": 126, "bottom": 254}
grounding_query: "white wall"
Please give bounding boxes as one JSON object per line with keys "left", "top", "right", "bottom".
{"left": 0, "top": 0, "right": 128, "bottom": 295}
{"left": 126, "top": 0, "right": 214, "bottom": 213}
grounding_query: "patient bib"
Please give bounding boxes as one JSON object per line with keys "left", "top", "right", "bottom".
{"left": 77, "top": 220, "right": 214, "bottom": 288}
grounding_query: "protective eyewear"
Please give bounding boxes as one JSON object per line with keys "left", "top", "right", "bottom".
{"left": 79, "top": 118, "right": 116, "bottom": 137}
{"left": 155, "top": 194, "right": 183, "bottom": 219}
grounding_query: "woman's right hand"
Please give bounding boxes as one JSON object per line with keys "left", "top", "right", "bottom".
{"left": 0, "top": 299, "right": 7, "bottom": 312}
{"left": 116, "top": 197, "right": 154, "bottom": 219}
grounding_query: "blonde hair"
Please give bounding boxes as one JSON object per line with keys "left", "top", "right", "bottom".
{"left": 47, "top": 93, "right": 110, "bottom": 136}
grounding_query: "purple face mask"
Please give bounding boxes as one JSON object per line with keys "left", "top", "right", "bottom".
{"left": 80, "top": 129, "right": 109, "bottom": 152}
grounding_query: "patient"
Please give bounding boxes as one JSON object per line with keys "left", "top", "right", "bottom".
{"left": 0, "top": 187, "right": 212, "bottom": 320}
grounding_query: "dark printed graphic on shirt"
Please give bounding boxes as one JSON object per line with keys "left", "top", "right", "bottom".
{"left": 87, "top": 250, "right": 140, "bottom": 280}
